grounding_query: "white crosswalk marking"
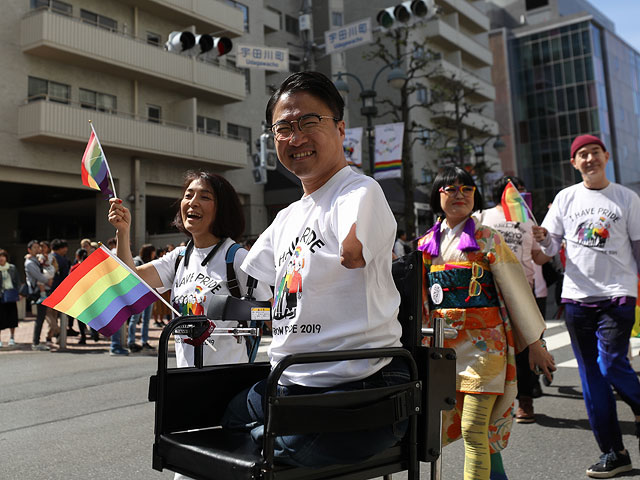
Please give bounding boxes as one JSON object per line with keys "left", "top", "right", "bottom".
{"left": 544, "top": 330, "right": 571, "bottom": 352}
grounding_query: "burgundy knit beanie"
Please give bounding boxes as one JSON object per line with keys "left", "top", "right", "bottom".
{"left": 570, "top": 134, "right": 606, "bottom": 159}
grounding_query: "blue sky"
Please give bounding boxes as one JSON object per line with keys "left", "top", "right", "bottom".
{"left": 593, "top": 1, "right": 640, "bottom": 51}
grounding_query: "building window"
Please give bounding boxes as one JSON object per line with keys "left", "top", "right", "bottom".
{"left": 146, "top": 32, "right": 161, "bottom": 46}
{"left": 285, "top": 15, "right": 299, "bottom": 35}
{"left": 147, "top": 105, "right": 162, "bottom": 123}
{"left": 31, "top": 0, "right": 72, "bottom": 16}
{"left": 267, "top": 7, "right": 282, "bottom": 29}
{"left": 525, "top": 0, "right": 549, "bottom": 10}
{"left": 227, "top": 123, "right": 251, "bottom": 156}
{"left": 80, "top": 9, "right": 118, "bottom": 32}
{"left": 79, "top": 88, "right": 117, "bottom": 113}
{"left": 197, "top": 116, "right": 221, "bottom": 136}
{"left": 331, "top": 11, "right": 343, "bottom": 27}
{"left": 28, "top": 76, "right": 70, "bottom": 103}
{"left": 227, "top": 58, "right": 250, "bottom": 93}
{"left": 224, "top": 0, "right": 249, "bottom": 32}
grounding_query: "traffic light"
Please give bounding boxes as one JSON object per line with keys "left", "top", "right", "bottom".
{"left": 252, "top": 152, "right": 267, "bottom": 185}
{"left": 165, "top": 31, "right": 232, "bottom": 57}
{"left": 252, "top": 167, "right": 267, "bottom": 184}
{"left": 259, "top": 133, "right": 278, "bottom": 171}
{"left": 165, "top": 31, "right": 196, "bottom": 52}
{"left": 212, "top": 36, "right": 233, "bottom": 57}
{"left": 376, "top": 1, "right": 430, "bottom": 30}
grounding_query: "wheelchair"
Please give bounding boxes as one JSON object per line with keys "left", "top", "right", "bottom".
{"left": 148, "top": 251, "right": 457, "bottom": 480}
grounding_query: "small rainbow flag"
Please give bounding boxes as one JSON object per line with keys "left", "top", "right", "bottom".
{"left": 81, "top": 123, "right": 115, "bottom": 198}
{"left": 501, "top": 180, "right": 530, "bottom": 223}
{"left": 43, "top": 245, "right": 158, "bottom": 337}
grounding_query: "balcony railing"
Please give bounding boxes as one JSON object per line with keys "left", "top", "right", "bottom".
{"left": 435, "top": 0, "right": 490, "bottom": 34}
{"left": 21, "top": 9, "right": 247, "bottom": 103}
{"left": 18, "top": 99, "right": 248, "bottom": 169}
{"left": 432, "top": 58, "right": 495, "bottom": 102}
{"left": 425, "top": 18, "right": 492, "bottom": 67}
{"left": 103, "top": 0, "right": 244, "bottom": 37}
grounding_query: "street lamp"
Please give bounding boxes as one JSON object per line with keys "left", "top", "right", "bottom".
{"left": 334, "top": 63, "right": 406, "bottom": 176}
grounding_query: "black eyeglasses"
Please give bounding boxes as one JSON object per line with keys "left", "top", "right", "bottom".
{"left": 271, "top": 114, "right": 339, "bottom": 140}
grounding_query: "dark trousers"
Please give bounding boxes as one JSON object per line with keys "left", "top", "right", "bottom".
{"left": 515, "top": 346, "right": 539, "bottom": 398}
{"left": 220, "top": 357, "right": 410, "bottom": 467}
{"left": 32, "top": 304, "right": 47, "bottom": 345}
{"left": 565, "top": 302, "right": 640, "bottom": 453}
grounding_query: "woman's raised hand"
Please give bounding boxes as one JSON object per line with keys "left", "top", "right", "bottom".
{"left": 108, "top": 198, "right": 131, "bottom": 233}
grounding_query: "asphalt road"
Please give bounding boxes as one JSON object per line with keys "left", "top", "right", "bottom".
{"left": 2, "top": 321, "right": 640, "bottom": 479}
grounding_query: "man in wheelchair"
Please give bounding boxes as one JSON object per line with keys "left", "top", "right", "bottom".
{"left": 219, "top": 71, "right": 410, "bottom": 467}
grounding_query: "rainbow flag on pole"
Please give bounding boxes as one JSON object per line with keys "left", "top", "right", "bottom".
{"left": 81, "top": 123, "right": 115, "bottom": 198}
{"left": 43, "top": 245, "right": 158, "bottom": 337}
{"left": 501, "top": 180, "right": 531, "bottom": 223}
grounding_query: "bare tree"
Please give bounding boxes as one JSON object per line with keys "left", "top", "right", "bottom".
{"left": 363, "top": 24, "right": 499, "bottom": 233}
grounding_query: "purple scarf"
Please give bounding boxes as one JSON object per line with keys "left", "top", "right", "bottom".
{"left": 417, "top": 216, "right": 479, "bottom": 257}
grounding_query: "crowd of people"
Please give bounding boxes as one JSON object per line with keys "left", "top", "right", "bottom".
{"left": 0, "top": 236, "right": 257, "bottom": 354}
{"left": 2, "top": 71, "right": 640, "bottom": 479}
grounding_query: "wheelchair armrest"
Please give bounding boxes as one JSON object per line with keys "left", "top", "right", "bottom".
{"left": 261, "top": 347, "right": 419, "bottom": 469}
{"left": 265, "top": 347, "right": 418, "bottom": 399}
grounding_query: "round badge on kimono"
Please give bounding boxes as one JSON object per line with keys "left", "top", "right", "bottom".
{"left": 430, "top": 283, "right": 443, "bottom": 305}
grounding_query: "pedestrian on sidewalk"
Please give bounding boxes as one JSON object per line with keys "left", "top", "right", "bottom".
{"left": 0, "top": 249, "right": 20, "bottom": 347}
{"left": 419, "top": 167, "right": 555, "bottom": 480}
{"left": 51, "top": 239, "right": 77, "bottom": 338}
{"left": 24, "top": 240, "right": 57, "bottom": 351}
{"left": 478, "top": 176, "right": 551, "bottom": 424}
{"left": 68, "top": 248, "right": 97, "bottom": 345}
{"left": 533, "top": 134, "right": 640, "bottom": 478}
{"left": 127, "top": 243, "right": 156, "bottom": 352}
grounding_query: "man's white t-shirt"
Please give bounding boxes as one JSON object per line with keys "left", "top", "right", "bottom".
{"left": 479, "top": 207, "right": 540, "bottom": 286}
{"left": 542, "top": 182, "right": 640, "bottom": 300}
{"left": 241, "top": 166, "right": 402, "bottom": 387}
{"left": 152, "top": 238, "right": 271, "bottom": 367}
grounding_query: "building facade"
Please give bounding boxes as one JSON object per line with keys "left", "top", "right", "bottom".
{"left": 486, "top": 0, "right": 640, "bottom": 217}
{"left": 1, "top": 0, "right": 276, "bottom": 263}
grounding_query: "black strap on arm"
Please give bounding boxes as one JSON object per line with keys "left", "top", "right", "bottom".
{"left": 225, "top": 242, "right": 243, "bottom": 299}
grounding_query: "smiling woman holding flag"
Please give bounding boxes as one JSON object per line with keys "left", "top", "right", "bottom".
{"left": 418, "top": 166, "right": 555, "bottom": 480}
{"left": 107, "top": 170, "right": 271, "bottom": 367}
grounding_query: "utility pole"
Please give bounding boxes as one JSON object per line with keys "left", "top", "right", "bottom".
{"left": 299, "top": 0, "right": 314, "bottom": 70}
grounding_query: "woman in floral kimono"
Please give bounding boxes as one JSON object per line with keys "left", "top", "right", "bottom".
{"left": 418, "top": 167, "right": 555, "bottom": 480}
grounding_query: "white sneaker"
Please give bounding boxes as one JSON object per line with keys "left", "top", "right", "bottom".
{"left": 9, "top": 338, "right": 15, "bottom": 346}
{"left": 0, "top": 340, "right": 3, "bottom": 347}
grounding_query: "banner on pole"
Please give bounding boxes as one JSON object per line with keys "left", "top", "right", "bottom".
{"left": 374, "top": 122, "right": 404, "bottom": 179}
{"left": 344, "top": 127, "right": 363, "bottom": 171}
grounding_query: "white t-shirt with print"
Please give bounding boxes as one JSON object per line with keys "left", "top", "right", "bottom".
{"left": 542, "top": 182, "right": 640, "bottom": 300}
{"left": 152, "top": 238, "right": 272, "bottom": 367}
{"left": 479, "top": 207, "right": 540, "bottom": 286}
{"left": 241, "top": 166, "right": 402, "bottom": 388}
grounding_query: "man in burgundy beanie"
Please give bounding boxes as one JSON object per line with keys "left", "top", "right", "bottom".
{"left": 533, "top": 135, "right": 640, "bottom": 478}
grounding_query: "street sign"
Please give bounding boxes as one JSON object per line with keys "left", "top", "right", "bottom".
{"left": 324, "top": 18, "right": 372, "bottom": 55}
{"left": 236, "top": 45, "right": 289, "bottom": 71}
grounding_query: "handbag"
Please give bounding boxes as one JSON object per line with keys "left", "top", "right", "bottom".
{"left": 18, "top": 283, "right": 40, "bottom": 302}
{"left": 1, "top": 288, "right": 19, "bottom": 303}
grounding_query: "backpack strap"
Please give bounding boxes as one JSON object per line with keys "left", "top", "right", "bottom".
{"left": 174, "top": 240, "right": 194, "bottom": 275}
{"left": 225, "top": 243, "right": 243, "bottom": 299}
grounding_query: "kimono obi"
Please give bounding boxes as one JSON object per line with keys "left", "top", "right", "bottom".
{"left": 427, "top": 261, "right": 499, "bottom": 311}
